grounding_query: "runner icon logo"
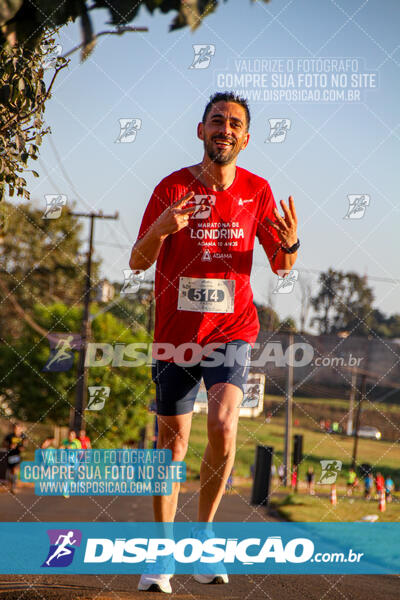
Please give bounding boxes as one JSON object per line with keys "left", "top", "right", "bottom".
{"left": 273, "top": 270, "right": 298, "bottom": 294}
{"left": 87, "top": 386, "right": 110, "bottom": 411}
{"left": 42, "top": 333, "right": 81, "bottom": 372}
{"left": 121, "top": 269, "right": 145, "bottom": 294}
{"left": 189, "top": 45, "right": 216, "bottom": 69}
{"left": 319, "top": 460, "right": 342, "bottom": 484}
{"left": 40, "top": 41, "right": 63, "bottom": 69}
{"left": 115, "top": 119, "right": 142, "bottom": 143}
{"left": 43, "top": 194, "right": 67, "bottom": 219}
{"left": 265, "top": 119, "right": 291, "bottom": 143}
{"left": 42, "top": 529, "right": 82, "bottom": 568}
{"left": 192, "top": 194, "right": 216, "bottom": 219}
{"left": 344, "top": 194, "right": 370, "bottom": 219}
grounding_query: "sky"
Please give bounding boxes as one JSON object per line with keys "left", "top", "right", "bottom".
{"left": 24, "top": 0, "right": 400, "bottom": 328}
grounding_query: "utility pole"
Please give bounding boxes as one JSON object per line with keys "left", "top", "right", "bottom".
{"left": 284, "top": 332, "right": 294, "bottom": 487}
{"left": 69, "top": 210, "right": 119, "bottom": 432}
{"left": 138, "top": 281, "right": 155, "bottom": 449}
{"left": 351, "top": 373, "right": 366, "bottom": 469}
{"left": 347, "top": 369, "right": 357, "bottom": 436}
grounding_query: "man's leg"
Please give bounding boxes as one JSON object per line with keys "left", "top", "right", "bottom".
{"left": 153, "top": 412, "right": 193, "bottom": 522}
{"left": 139, "top": 411, "right": 193, "bottom": 593}
{"left": 198, "top": 382, "right": 242, "bottom": 522}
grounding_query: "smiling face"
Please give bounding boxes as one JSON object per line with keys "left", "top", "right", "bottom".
{"left": 198, "top": 101, "right": 250, "bottom": 165}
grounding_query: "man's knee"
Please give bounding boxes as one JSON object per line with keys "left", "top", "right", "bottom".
{"left": 208, "top": 419, "right": 237, "bottom": 457}
{"left": 157, "top": 428, "right": 189, "bottom": 461}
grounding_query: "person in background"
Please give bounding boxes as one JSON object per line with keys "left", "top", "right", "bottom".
{"left": 346, "top": 467, "right": 358, "bottom": 496}
{"left": 364, "top": 472, "right": 373, "bottom": 500}
{"left": 225, "top": 468, "right": 234, "bottom": 493}
{"left": 79, "top": 429, "right": 91, "bottom": 449}
{"left": 384, "top": 475, "right": 394, "bottom": 502}
{"left": 59, "top": 430, "right": 81, "bottom": 499}
{"left": 306, "top": 466, "right": 315, "bottom": 495}
{"left": 278, "top": 464, "right": 285, "bottom": 485}
{"left": 331, "top": 421, "right": 339, "bottom": 434}
{"left": 60, "top": 429, "right": 82, "bottom": 450}
{"left": 40, "top": 437, "right": 57, "bottom": 449}
{"left": 291, "top": 467, "right": 297, "bottom": 490}
{"left": 3, "top": 423, "right": 26, "bottom": 494}
{"left": 375, "top": 472, "right": 385, "bottom": 499}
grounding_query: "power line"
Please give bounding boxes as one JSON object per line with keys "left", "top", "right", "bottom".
{"left": 48, "top": 136, "right": 133, "bottom": 248}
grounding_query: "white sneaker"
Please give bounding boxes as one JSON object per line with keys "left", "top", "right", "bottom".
{"left": 191, "top": 525, "right": 229, "bottom": 585}
{"left": 193, "top": 572, "right": 229, "bottom": 584}
{"left": 138, "top": 573, "right": 173, "bottom": 593}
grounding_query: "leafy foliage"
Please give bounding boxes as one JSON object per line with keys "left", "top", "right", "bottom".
{"left": 0, "top": 0, "right": 221, "bottom": 47}
{"left": 310, "top": 268, "right": 400, "bottom": 337}
{"left": 0, "top": 302, "right": 152, "bottom": 446}
{"left": 0, "top": 199, "right": 99, "bottom": 340}
{"left": 0, "top": 41, "right": 68, "bottom": 202}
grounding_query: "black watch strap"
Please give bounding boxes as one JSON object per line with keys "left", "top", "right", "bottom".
{"left": 281, "top": 238, "right": 300, "bottom": 254}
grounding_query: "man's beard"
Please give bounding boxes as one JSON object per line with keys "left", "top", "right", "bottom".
{"left": 204, "top": 135, "right": 241, "bottom": 165}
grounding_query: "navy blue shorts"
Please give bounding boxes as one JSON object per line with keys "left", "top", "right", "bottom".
{"left": 152, "top": 340, "right": 252, "bottom": 416}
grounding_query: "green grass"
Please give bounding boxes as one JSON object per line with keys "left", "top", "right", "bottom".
{"left": 267, "top": 394, "right": 400, "bottom": 414}
{"left": 274, "top": 492, "right": 400, "bottom": 522}
{"left": 186, "top": 411, "right": 400, "bottom": 485}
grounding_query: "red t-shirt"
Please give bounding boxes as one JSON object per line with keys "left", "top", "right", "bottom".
{"left": 137, "top": 166, "right": 281, "bottom": 361}
{"left": 79, "top": 436, "right": 91, "bottom": 449}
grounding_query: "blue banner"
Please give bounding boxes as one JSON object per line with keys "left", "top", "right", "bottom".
{"left": 20, "top": 449, "right": 186, "bottom": 496}
{"left": 0, "top": 522, "right": 398, "bottom": 574}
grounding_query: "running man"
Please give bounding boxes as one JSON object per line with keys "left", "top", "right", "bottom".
{"left": 45, "top": 531, "right": 77, "bottom": 566}
{"left": 130, "top": 92, "right": 299, "bottom": 593}
{"left": 44, "top": 334, "right": 74, "bottom": 371}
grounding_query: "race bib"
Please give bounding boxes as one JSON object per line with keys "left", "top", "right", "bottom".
{"left": 178, "top": 277, "right": 235, "bottom": 313}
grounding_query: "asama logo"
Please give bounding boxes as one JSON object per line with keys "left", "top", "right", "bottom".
{"left": 42, "top": 529, "right": 82, "bottom": 568}
{"left": 201, "top": 250, "right": 232, "bottom": 262}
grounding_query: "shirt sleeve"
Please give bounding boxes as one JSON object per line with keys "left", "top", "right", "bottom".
{"left": 136, "top": 182, "right": 167, "bottom": 241}
{"left": 256, "top": 182, "right": 281, "bottom": 266}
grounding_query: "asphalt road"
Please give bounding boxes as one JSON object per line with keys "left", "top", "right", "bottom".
{"left": 0, "top": 483, "right": 398, "bottom": 599}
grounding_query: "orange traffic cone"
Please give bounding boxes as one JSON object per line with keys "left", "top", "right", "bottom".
{"left": 330, "top": 484, "right": 337, "bottom": 506}
{"left": 378, "top": 489, "right": 386, "bottom": 512}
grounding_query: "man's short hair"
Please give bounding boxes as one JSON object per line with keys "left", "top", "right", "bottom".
{"left": 202, "top": 92, "right": 250, "bottom": 131}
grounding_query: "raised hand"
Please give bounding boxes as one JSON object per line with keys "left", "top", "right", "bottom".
{"left": 266, "top": 196, "right": 298, "bottom": 248}
{"left": 154, "top": 191, "right": 204, "bottom": 237}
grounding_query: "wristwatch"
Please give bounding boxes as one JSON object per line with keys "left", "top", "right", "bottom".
{"left": 280, "top": 238, "right": 300, "bottom": 254}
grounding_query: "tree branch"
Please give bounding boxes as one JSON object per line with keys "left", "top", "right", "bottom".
{"left": 62, "top": 26, "right": 148, "bottom": 59}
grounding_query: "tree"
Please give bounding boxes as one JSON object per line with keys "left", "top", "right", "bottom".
{"left": 279, "top": 316, "right": 296, "bottom": 332}
{"left": 0, "top": 40, "right": 68, "bottom": 202}
{"left": 0, "top": 199, "right": 99, "bottom": 340}
{"left": 369, "top": 309, "right": 400, "bottom": 339}
{"left": 255, "top": 302, "right": 280, "bottom": 331}
{"left": 311, "top": 269, "right": 374, "bottom": 336}
{"left": 1, "top": 1, "right": 271, "bottom": 48}
{"left": 0, "top": 302, "right": 151, "bottom": 446}
{"left": 109, "top": 282, "right": 155, "bottom": 336}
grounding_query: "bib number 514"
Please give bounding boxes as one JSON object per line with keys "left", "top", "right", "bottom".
{"left": 188, "top": 288, "right": 224, "bottom": 302}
